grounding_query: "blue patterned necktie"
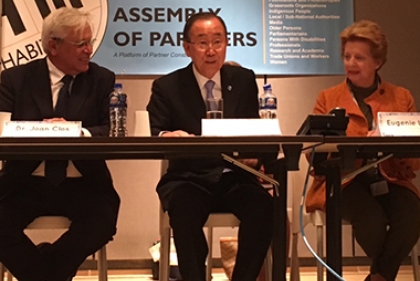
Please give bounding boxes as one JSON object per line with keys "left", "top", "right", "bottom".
{"left": 205, "top": 80, "right": 218, "bottom": 110}
{"left": 45, "top": 75, "right": 73, "bottom": 186}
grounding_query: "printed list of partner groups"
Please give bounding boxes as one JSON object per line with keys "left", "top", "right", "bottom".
{"left": 267, "top": 0, "right": 342, "bottom": 65}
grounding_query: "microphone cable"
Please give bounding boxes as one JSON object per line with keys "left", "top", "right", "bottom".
{"left": 299, "top": 147, "right": 346, "bottom": 281}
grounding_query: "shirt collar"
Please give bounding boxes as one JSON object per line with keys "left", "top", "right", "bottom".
{"left": 46, "top": 57, "right": 73, "bottom": 86}
{"left": 192, "top": 64, "right": 221, "bottom": 91}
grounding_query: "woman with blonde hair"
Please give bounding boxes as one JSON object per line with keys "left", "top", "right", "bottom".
{"left": 306, "top": 20, "right": 420, "bottom": 281}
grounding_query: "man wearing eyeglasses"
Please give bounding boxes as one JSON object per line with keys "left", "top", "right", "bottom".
{"left": 147, "top": 12, "right": 274, "bottom": 281}
{"left": 0, "top": 7, "right": 119, "bottom": 281}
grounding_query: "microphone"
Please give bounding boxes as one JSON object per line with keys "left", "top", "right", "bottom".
{"left": 329, "top": 107, "right": 346, "bottom": 118}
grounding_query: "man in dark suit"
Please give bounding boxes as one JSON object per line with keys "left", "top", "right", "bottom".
{"left": 0, "top": 7, "right": 119, "bottom": 281}
{"left": 147, "top": 12, "right": 274, "bottom": 281}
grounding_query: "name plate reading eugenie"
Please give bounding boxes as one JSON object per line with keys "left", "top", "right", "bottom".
{"left": 2, "top": 121, "right": 82, "bottom": 137}
{"left": 377, "top": 112, "right": 420, "bottom": 136}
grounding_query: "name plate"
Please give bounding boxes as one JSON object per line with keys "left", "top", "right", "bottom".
{"left": 202, "top": 118, "right": 281, "bottom": 136}
{"left": 377, "top": 112, "right": 420, "bottom": 136}
{"left": 2, "top": 121, "right": 82, "bottom": 137}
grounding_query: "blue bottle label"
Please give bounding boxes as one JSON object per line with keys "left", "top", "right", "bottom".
{"left": 260, "top": 97, "right": 277, "bottom": 109}
{"left": 110, "top": 93, "right": 127, "bottom": 107}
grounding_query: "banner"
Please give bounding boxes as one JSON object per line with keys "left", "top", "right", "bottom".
{"left": 1, "top": 0, "right": 353, "bottom": 75}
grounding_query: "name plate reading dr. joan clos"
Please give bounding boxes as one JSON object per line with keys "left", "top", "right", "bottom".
{"left": 2, "top": 121, "right": 82, "bottom": 137}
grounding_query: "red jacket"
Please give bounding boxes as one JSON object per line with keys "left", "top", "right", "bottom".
{"left": 306, "top": 79, "right": 420, "bottom": 212}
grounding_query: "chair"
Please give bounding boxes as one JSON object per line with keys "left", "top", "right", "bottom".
{"left": 289, "top": 163, "right": 326, "bottom": 281}
{"left": 289, "top": 156, "right": 420, "bottom": 281}
{"left": 0, "top": 216, "right": 108, "bottom": 281}
{"left": 288, "top": 166, "right": 314, "bottom": 281}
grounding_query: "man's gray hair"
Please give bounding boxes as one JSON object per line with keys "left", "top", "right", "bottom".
{"left": 41, "top": 7, "right": 93, "bottom": 54}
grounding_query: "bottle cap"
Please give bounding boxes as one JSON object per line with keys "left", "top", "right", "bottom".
{"left": 263, "top": 83, "right": 272, "bottom": 91}
{"left": 114, "top": 83, "right": 123, "bottom": 89}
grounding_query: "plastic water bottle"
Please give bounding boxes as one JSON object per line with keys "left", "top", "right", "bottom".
{"left": 109, "top": 83, "right": 127, "bottom": 137}
{"left": 259, "top": 83, "right": 277, "bottom": 119}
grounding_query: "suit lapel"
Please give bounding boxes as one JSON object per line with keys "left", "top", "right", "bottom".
{"left": 337, "top": 82, "right": 365, "bottom": 119}
{"left": 67, "top": 70, "right": 91, "bottom": 120}
{"left": 31, "top": 59, "right": 55, "bottom": 117}
{"left": 180, "top": 64, "right": 207, "bottom": 120}
{"left": 220, "top": 66, "right": 238, "bottom": 117}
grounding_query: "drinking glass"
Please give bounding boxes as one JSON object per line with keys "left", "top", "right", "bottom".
{"left": 206, "top": 98, "right": 223, "bottom": 119}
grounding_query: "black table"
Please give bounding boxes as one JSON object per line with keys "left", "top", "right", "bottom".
{"left": 0, "top": 135, "right": 323, "bottom": 281}
{"left": 320, "top": 136, "right": 420, "bottom": 281}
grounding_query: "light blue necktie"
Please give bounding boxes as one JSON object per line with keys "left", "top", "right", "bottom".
{"left": 205, "top": 80, "right": 218, "bottom": 110}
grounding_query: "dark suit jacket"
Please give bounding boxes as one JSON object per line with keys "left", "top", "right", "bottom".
{"left": 0, "top": 58, "right": 119, "bottom": 214}
{"left": 147, "top": 63, "right": 261, "bottom": 197}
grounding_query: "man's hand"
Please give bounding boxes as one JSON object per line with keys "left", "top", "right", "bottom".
{"left": 161, "top": 130, "right": 194, "bottom": 137}
{"left": 43, "top": 118, "right": 67, "bottom": 122}
{"left": 238, "top": 158, "right": 259, "bottom": 168}
{"left": 43, "top": 118, "right": 87, "bottom": 137}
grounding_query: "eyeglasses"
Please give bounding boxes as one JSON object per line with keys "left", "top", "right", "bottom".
{"left": 53, "top": 37, "right": 96, "bottom": 48}
{"left": 189, "top": 39, "right": 225, "bottom": 50}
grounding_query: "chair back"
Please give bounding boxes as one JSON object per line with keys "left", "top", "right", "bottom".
{"left": 291, "top": 155, "right": 315, "bottom": 234}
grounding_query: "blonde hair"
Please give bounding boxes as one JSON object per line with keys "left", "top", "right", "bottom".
{"left": 340, "top": 20, "right": 388, "bottom": 68}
